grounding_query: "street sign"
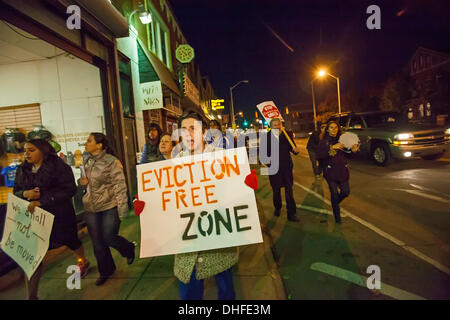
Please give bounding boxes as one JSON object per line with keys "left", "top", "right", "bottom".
{"left": 211, "top": 99, "right": 225, "bottom": 110}
{"left": 176, "top": 44, "right": 195, "bottom": 63}
{"left": 140, "top": 81, "right": 163, "bottom": 110}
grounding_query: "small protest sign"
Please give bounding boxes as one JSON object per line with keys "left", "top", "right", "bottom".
{"left": 0, "top": 194, "right": 54, "bottom": 279}
{"left": 257, "top": 101, "right": 284, "bottom": 123}
{"left": 137, "top": 147, "right": 262, "bottom": 258}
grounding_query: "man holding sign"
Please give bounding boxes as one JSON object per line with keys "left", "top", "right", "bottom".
{"left": 260, "top": 118, "right": 301, "bottom": 222}
{"left": 137, "top": 110, "right": 262, "bottom": 300}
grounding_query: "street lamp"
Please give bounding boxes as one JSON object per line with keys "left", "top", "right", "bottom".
{"left": 128, "top": 3, "right": 152, "bottom": 26}
{"left": 311, "top": 79, "right": 318, "bottom": 131}
{"left": 230, "top": 80, "right": 249, "bottom": 129}
{"left": 317, "top": 68, "right": 342, "bottom": 115}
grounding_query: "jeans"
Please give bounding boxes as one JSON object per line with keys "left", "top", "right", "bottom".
{"left": 308, "top": 151, "right": 322, "bottom": 176}
{"left": 273, "top": 186, "right": 297, "bottom": 217}
{"left": 326, "top": 179, "right": 350, "bottom": 222}
{"left": 84, "top": 207, "right": 134, "bottom": 277}
{"left": 179, "top": 268, "right": 235, "bottom": 300}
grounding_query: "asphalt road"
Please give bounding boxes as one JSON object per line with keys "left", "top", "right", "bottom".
{"left": 256, "top": 138, "right": 450, "bottom": 299}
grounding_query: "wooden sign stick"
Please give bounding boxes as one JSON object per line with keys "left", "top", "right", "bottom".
{"left": 281, "top": 128, "right": 296, "bottom": 149}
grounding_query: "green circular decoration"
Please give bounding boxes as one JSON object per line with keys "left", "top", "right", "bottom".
{"left": 176, "top": 44, "right": 195, "bottom": 63}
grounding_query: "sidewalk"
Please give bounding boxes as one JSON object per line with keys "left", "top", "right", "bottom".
{"left": 0, "top": 198, "right": 286, "bottom": 300}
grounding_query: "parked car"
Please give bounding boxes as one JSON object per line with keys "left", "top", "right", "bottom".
{"left": 329, "top": 111, "right": 450, "bottom": 166}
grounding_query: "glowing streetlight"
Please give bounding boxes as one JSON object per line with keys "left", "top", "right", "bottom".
{"left": 315, "top": 68, "right": 342, "bottom": 115}
{"left": 317, "top": 69, "right": 327, "bottom": 78}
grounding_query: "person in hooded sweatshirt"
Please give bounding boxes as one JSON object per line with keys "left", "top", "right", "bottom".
{"left": 316, "top": 120, "right": 359, "bottom": 224}
{"left": 140, "top": 123, "right": 163, "bottom": 164}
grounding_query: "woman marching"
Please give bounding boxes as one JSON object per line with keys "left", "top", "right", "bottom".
{"left": 316, "top": 121, "right": 359, "bottom": 224}
{"left": 80, "top": 133, "right": 135, "bottom": 286}
{"left": 14, "top": 139, "right": 90, "bottom": 299}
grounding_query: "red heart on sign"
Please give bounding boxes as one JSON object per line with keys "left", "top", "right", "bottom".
{"left": 133, "top": 196, "right": 145, "bottom": 216}
{"left": 244, "top": 169, "right": 259, "bottom": 190}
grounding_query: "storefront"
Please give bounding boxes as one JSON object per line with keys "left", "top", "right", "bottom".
{"left": 117, "top": 25, "right": 183, "bottom": 157}
{"left": 0, "top": 0, "right": 132, "bottom": 216}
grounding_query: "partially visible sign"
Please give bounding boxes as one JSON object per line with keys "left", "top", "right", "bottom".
{"left": 140, "top": 81, "right": 163, "bottom": 110}
{"left": 257, "top": 101, "right": 284, "bottom": 124}
{"left": 176, "top": 44, "right": 195, "bottom": 63}
{"left": 137, "top": 147, "right": 262, "bottom": 258}
{"left": 0, "top": 194, "right": 54, "bottom": 279}
{"left": 183, "top": 73, "right": 200, "bottom": 106}
{"left": 211, "top": 99, "right": 225, "bottom": 110}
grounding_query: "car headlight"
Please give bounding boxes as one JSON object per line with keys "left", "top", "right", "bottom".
{"left": 445, "top": 128, "right": 450, "bottom": 135}
{"left": 445, "top": 128, "right": 450, "bottom": 140}
{"left": 395, "top": 133, "right": 413, "bottom": 140}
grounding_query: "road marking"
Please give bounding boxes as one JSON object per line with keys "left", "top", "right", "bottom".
{"left": 282, "top": 201, "right": 333, "bottom": 215}
{"left": 310, "top": 262, "right": 426, "bottom": 300}
{"left": 393, "top": 189, "right": 450, "bottom": 204}
{"left": 294, "top": 182, "right": 347, "bottom": 217}
{"left": 410, "top": 183, "right": 450, "bottom": 198}
{"left": 297, "top": 204, "right": 333, "bottom": 215}
{"left": 294, "top": 181, "right": 450, "bottom": 276}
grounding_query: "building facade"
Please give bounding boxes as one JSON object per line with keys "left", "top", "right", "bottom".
{"left": 0, "top": 0, "right": 218, "bottom": 214}
{"left": 405, "top": 47, "right": 450, "bottom": 125}
{"left": 111, "top": 0, "right": 212, "bottom": 144}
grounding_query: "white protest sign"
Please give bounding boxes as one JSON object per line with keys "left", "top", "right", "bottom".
{"left": 257, "top": 101, "right": 284, "bottom": 124}
{"left": 137, "top": 147, "right": 262, "bottom": 258}
{"left": 0, "top": 194, "right": 54, "bottom": 279}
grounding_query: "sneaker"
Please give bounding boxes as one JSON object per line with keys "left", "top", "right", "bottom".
{"left": 77, "top": 259, "right": 90, "bottom": 278}
{"left": 288, "top": 215, "right": 300, "bottom": 222}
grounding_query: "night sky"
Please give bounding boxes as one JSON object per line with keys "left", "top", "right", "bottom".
{"left": 169, "top": 0, "right": 450, "bottom": 122}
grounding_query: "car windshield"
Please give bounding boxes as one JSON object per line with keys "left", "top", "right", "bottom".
{"left": 364, "top": 112, "right": 404, "bottom": 127}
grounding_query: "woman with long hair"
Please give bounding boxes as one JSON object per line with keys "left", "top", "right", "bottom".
{"left": 80, "top": 133, "right": 135, "bottom": 286}
{"left": 14, "top": 139, "right": 90, "bottom": 299}
{"left": 316, "top": 121, "right": 359, "bottom": 224}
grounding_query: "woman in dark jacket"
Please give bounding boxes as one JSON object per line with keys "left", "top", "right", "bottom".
{"left": 140, "top": 123, "right": 163, "bottom": 164}
{"left": 316, "top": 121, "right": 359, "bottom": 224}
{"left": 13, "top": 139, "right": 89, "bottom": 299}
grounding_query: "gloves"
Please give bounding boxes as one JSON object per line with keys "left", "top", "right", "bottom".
{"left": 133, "top": 196, "right": 145, "bottom": 216}
{"left": 244, "top": 169, "right": 259, "bottom": 190}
